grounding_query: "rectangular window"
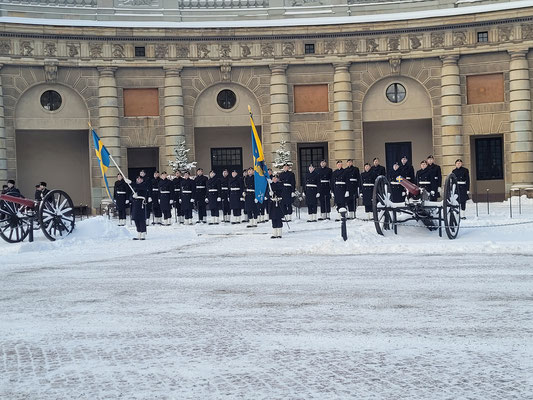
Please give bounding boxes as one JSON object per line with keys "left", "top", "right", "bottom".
{"left": 304, "top": 43, "right": 315, "bottom": 54}
{"left": 135, "top": 46, "right": 146, "bottom": 57}
{"left": 294, "top": 84, "right": 329, "bottom": 113}
{"left": 298, "top": 143, "right": 327, "bottom": 184}
{"left": 475, "top": 137, "right": 503, "bottom": 180}
{"left": 123, "top": 88, "right": 159, "bottom": 117}
{"left": 467, "top": 73, "right": 504, "bottom": 104}
{"left": 477, "top": 31, "right": 489, "bottom": 43}
{"left": 211, "top": 147, "right": 243, "bottom": 176}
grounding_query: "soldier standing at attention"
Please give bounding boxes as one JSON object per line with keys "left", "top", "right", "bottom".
{"left": 427, "top": 155, "right": 442, "bottom": 201}
{"left": 399, "top": 156, "right": 415, "bottom": 182}
{"left": 139, "top": 170, "right": 152, "bottom": 225}
{"left": 331, "top": 160, "right": 348, "bottom": 221}
{"left": 371, "top": 157, "right": 386, "bottom": 177}
{"left": 317, "top": 159, "right": 332, "bottom": 220}
{"left": 416, "top": 160, "right": 435, "bottom": 197}
{"left": 158, "top": 171, "right": 173, "bottom": 226}
{"left": 303, "top": 164, "right": 320, "bottom": 222}
{"left": 278, "top": 163, "right": 296, "bottom": 221}
{"left": 241, "top": 169, "right": 248, "bottom": 222}
{"left": 360, "top": 163, "right": 376, "bottom": 220}
{"left": 151, "top": 170, "right": 162, "bottom": 225}
{"left": 113, "top": 173, "right": 130, "bottom": 226}
{"left": 220, "top": 169, "right": 231, "bottom": 223}
{"left": 269, "top": 174, "right": 284, "bottom": 238}
{"left": 194, "top": 168, "right": 208, "bottom": 224}
{"left": 229, "top": 170, "right": 244, "bottom": 224}
{"left": 387, "top": 162, "right": 405, "bottom": 203}
{"left": 180, "top": 171, "right": 195, "bottom": 225}
{"left": 452, "top": 159, "right": 470, "bottom": 219}
{"left": 207, "top": 170, "right": 221, "bottom": 225}
{"left": 243, "top": 167, "right": 259, "bottom": 227}
{"left": 131, "top": 175, "right": 148, "bottom": 240}
{"left": 172, "top": 170, "right": 183, "bottom": 224}
{"left": 344, "top": 159, "right": 361, "bottom": 220}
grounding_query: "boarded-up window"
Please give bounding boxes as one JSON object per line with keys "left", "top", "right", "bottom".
{"left": 294, "top": 84, "right": 329, "bottom": 113}
{"left": 467, "top": 74, "right": 504, "bottom": 104}
{"left": 123, "top": 88, "right": 159, "bottom": 116}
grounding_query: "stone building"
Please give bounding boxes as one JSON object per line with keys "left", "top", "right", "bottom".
{"left": 0, "top": 0, "right": 532, "bottom": 208}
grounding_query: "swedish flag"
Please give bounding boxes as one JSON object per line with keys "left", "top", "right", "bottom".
{"left": 249, "top": 106, "right": 270, "bottom": 203}
{"left": 91, "top": 128, "right": 113, "bottom": 200}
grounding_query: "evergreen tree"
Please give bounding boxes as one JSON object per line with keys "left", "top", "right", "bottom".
{"left": 273, "top": 140, "right": 293, "bottom": 170}
{"left": 168, "top": 140, "right": 197, "bottom": 172}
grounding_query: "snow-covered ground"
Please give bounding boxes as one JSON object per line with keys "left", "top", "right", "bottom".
{"left": 1, "top": 200, "right": 532, "bottom": 399}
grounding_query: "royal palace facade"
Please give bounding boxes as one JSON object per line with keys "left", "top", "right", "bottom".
{"left": 0, "top": 0, "right": 533, "bottom": 208}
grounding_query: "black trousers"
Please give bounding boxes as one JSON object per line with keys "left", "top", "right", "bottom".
{"left": 132, "top": 200, "right": 146, "bottom": 233}
{"left": 271, "top": 218, "right": 283, "bottom": 229}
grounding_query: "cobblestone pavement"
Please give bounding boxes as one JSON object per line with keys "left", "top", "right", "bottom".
{"left": 1, "top": 252, "right": 532, "bottom": 399}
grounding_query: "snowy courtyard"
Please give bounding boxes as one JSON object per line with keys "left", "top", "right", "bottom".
{"left": 1, "top": 201, "right": 533, "bottom": 399}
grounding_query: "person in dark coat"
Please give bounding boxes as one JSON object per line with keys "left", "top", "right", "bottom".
{"left": 4, "top": 180, "right": 22, "bottom": 197}
{"left": 387, "top": 162, "right": 405, "bottom": 203}
{"left": 158, "top": 171, "right": 173, "bottom": 226}
{"left": 278, "top": 163, "right": 296, "bottom": 221}
{"left": 344, "top": 159, "right": 361, "bottom": 219}
{"left": 180, "top": 171, "right": 195, "bottom": 225}
{"left": 34, "top": 184, "right": 42, "bottom": 201}
{"left": 194, "top": 168, "right": 208, "bottom": 224}
{"left": 243, "top": 167, "right": 259, "bottom": 227}
{"left": 38, "top": 182, "right": 50, "bottom": 202}
{"left": 139, "top": 170, "right": 152, "bottom": 225}
{"left": 427, "top": 155, "right": 442, "bottom": 201}
{"left": 331, "top": 160, "right": 348, "bottom": 221}
{"left": 172, "top": 170, "right": 183, "bottom": 224}
{"left": 220, "top": 169, "right": 231, "bottom": 223}
{"left": 150, "top": 171, "right": 162, "bottom": 225}
{"left": 113, "top": 173, "right": 131, "bottom": 226}
{"left": 304, "top": 164, "right": 320, "bottom": 222}
{"left": 131, "top": 175, "right": 148, "bottom": 240}
{"left": 207, "top": 170, "right": 221, "bottom": 225}
{"left": 399, "top": 156, "right": 415, "bottom": 183}
{"left": 241, "top": 169, "right": 248, "bottom": 222}
{"left": 360, "top": 163, "right": 376, "bottom": 220}
{"left": 317, "top": 159, "right": 332, "bottom": 220}
{"left": 371, "top": 158, "right": 386, "bottom": 178}
{"left": 269, "top": 174, "right": 284, "bottom": 238}
{"left": 416, "top": 160, "right": 435, "bottom": 199}
{"left": 452, "top": 159, "right": 470, "bottom": 219}
{"left": 229, "top": 170, "right": 244, "bottom": 224}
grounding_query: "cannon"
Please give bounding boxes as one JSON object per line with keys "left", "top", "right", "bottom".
{"left": 372, "top": 173, "right": 461, "bottom": 239}
{"left": 0, "top": 189, "right": 75, "bottom": 243}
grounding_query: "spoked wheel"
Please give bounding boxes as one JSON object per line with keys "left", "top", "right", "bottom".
{"left": 39, "top": 190, "right": 75, "bottom": 241}
{"left": 0, "top": 200, "right": 32, "bottom": 243}
{"left": 443, "top": 173, "right": 461, "bottom": 239}
{"left": 372, "top": 175, "right": 394, "bottom": 236}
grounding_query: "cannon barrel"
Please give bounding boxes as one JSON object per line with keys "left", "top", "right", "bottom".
{"left": 0, "top": 194, "right": 36, "bottom": 209}
{"left": 396, "top": 176, "right": 421, "bottom": 197}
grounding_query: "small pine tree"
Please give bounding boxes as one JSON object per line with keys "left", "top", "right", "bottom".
{"left": 168, "top": 140, "right": 197, "bottom": 172}
{"left": 273, "top": 140, "right": 293, "bottom": 170}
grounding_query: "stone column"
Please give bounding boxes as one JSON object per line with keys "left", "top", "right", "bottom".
{"left": 163, "top": 67, "right": 185, "bottom": 169}
{"left": 0, "top": 64, "right": 6, "bottom": 182}
{"left": 333, "top": 62, "right": 354, "bottom": 161}
{"left": 97, "top": 67, "right": 120, "bottom": 177}
{"left": 440, "top": 55, "right": 463, "bottom": 175}
{"left": 508, "top": 50, "right": 533, "bottom": 187}
{"left": 269, "top": 64, "right": 290, "bottom": 164}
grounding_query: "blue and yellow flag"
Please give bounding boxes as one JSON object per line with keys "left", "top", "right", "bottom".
{"left": 91, "top": 128, "right": 113, "bottom": 200}
{"left": 249, "top": 106, "right": 270, "bottom": 203}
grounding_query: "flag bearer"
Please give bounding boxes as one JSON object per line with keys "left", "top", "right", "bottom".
{"left": 207, "top": 170, "right": 221, "bottom": 225}
{"left": 151, "top": 170, "right": 162, "bottom": 225}
{"left": 244, "top": 167, "right": 258, "bottom": 227}
{"left": 361, "top": 163, "right": 376, "bottom": 220}
{"left": 180, "top": 171, "right": 195, "bottom": 225}
{"left": 452, "top": 159, "right": 470, "bottom": 219}
{"left": 331, "top": 160, "right": 348, "bottom": 221}
{"left": 113, "top": 173, "right": 130, "bottom": 226}
{"left": 304, "top": 164, "right": 320, "bottom": 222}
{"left": 279, "top": 163, "right": 296, "bottom": 221}
{"left": 229, "top": 170, "right": 244, "bottom": 224}
{"left": 317, "top": 159, "right": 332, "bottom": 220}
{"left": 195, "top": 168, "right": 208, "bottom": 224}
{"left": 388, "top": 162, "right": 405, "bottom": 203}
{"left": 269, "top": 174, "right": 284, "bottom": 238}
{"left": 173, "top": 170, "right": 184, "bottom": 224}
{"left": 158, "top": 171, "right": 173, "bottom": 226}
{"left": 416, "top": 160, "right": 435, "bottom": 197}
{"left": 220, "top": 169, "right": 231, "bottom": 223}
{"left": 131, "top": 175, "right": 149, "bottom": 240}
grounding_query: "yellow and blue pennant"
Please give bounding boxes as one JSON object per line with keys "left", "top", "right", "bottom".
{"left": 91, "top": 127, "right": 113, "bottom": 200}
{"left": 249, "top": 106, "right": 270, "bottom": 203}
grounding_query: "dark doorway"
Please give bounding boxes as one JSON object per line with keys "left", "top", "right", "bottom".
{"left": 385, "top": 142, "right": 412, "bottom": 173}
{"left": 211, "top": 147, "right": 243, "bottom": 176}
{"left": 298, "top": 143, "right": 328, "bottom": 184}
{"left": 127, "top": 147, "right": 159, "bottom": 181}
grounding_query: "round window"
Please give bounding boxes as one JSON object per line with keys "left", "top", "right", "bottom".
{"left": 386, "top": 83, "right": 406, "bottom": 103}
{"left": 40, "top": 90, "right": 62, "bottom": 111}
{"left": 217, "top": 89, "right": 237, "bottom": 110}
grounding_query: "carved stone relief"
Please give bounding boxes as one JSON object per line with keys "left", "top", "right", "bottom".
{"left": 453, "top": 31, "right": 467, "bottom": 47}
{"left": 89, "top": 43, "right": 103, "bottom": 58}
{"left": 431, "top": 33, "right": 444, "bottom": 48}
{"left": 522, "top": 24, "right": 533, "bottom": 40}
{"left": 44, "top": 63, "right": 57, "bottom": 83}
{"left": 67, "top": 43, "right": 79, "bottom": 58}
{"left": 282, "top": 42, "right": 295, "bottom": 56}
{"left": 0, "top": 40, "right": 10, "bottom": 55}
{"left": 176, "top": 44, "right": 189, "bottom": 58}
{"left": 345, "top": 40, "right": 358, "bottom": 55}
{"left": 409, "top": 35, "right": 422, "bottom": 50}
{"left": 498, "top": 26, "right": 513, "bottom": 42}
{"left": 219, "top": 44, "right": 231, "bottom": 58}
{"left": 261, "top": 42, "right": 274, "bottom": 57}
{"left": 197, "top": 43, "right": 210, "bottom": 58}
{"left": 324, "top": 40, "right": 337, "bottom": 55}
{"left": 44, "top": 42, "right": 57, "bottom": 57}
{"left": 388, "top": 36, "right": 400, "bottom": 51}
{"left": 154, "top": 44, "right": 168, "bottom": 58}
{"left": 240, "top": 44, "right": 251, "bottom": 58}
{"left": 220, "top": 63, "right": 231, "bottom": 81}
{"left": 20, "top": 41, "right": 33, "bottom": 56}
{"left": 389, "top": 57, "right": 401, "bottom": 75}
{"left": 112, "top": 44, "right": 125, "bottom": 58}
{"left": 367, "top": 38, "right": 379, "bottom": 53}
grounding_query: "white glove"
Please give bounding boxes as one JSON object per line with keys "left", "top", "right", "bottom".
{"left": 331, "top": 193, "right": 335, "bottom": 199}
{"left": 302, "top": 192, "right": 306, "bottom": 198}
{"left": 240, "top": 197, "right": 245, "bottom": 202}
{"left": 217, "top": 197, "right": 221, "bottom": 202}
{"left": 254, "top": 198, "right": 258, "bottom": 203}
{"left": 359, "top": 193, "right": 363, "bottom": 198}
{"left": 316, "top": 193, "right": 320, "bottom": 198}
{"left": 344, "top": 192, "right": 349, "bottom": 198}
{"left": 467, "top": 191, "right": 470, "bottom": 195}
{"left": 438, "top": 188, "right": 441, "bottom": 194}
{"left": 242, "top": 192, "right": 246, "bottom": 197}
{"left": 124, "top": 178, "right": 132, "bottom": 184}
{"left": 125, "top": 200, "right": 129, "bottom": 204}
{"left": 205, "top": 198, "right": 209, "bottom": 203}
{"left": 179, "top": 199, "right": 182, "bottom": 203}
{"left": 148, "top": 197, "right": 152, "bottom": 203}
{"left": 402, "top": 192, "right": 406, "bottom": 197}
{"left": 170, "top": 200, "right": 174, "bottom": 205}
{"left": 267, "top": 179, "right": 272, "bottom": 184}
{"left": 291, "top": 192, "right": 296, "bottom": 198}
{"left": 190, "top": 198, "right": 194, "bottom": 203}
{"left": 430, "top": 191, "right": 435, "bottom": 195}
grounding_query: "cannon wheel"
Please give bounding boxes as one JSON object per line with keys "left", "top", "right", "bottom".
{"left": 443, "top": 173, "right": 461, "bottom": 240}
{"left": 39, "top": 190, "right": 75, "bottom": 241}
{"left": 0, "top": 199, "right": 31, "bottom": 243}
{"left": 373, "top": 175, "right": 394, "bottom": 236}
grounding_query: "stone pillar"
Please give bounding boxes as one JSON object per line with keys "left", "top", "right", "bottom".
{"left": 269, "top": 64, "right": 290, "bottom": 164}
{"left": 0, "top": 64, "right": 6, "bottom": 182}
{"left": 508, "top": 50, "right": 533, "bottom": 187}
{"left": 163, "top": 67, "right": 185, "bottom": 169}
{"left": 333, "top": 62, "right": 354, "bottom": 161}
{"left": 440, "top": 55, "right": 463, "bottom": 176}
{"left": 97, "top": 67, "right": 120, "bottom": 177}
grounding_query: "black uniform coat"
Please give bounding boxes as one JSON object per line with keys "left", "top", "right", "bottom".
{"left": 131, "top": 180, "right": 149, "bottom": 228}
{"left": 398, "top": 163, "right": 415, "bottom": 182}
{"left": 113, "top": 179, "right": 130, "bottom": 213}
{"left": 304, "top": 170, "right": 320, "bottom": 207}
{"left": 331, "top": 168, "right": 347, "bottom": 206}
{"left": 158, "top": 178, "right": 172, "bottom": 213}
{"left": 387, "top": 168, "right": 405, "bottom": 203}
{"left": 194, "top": 175, "right": 208, "bottom": 203}
{"left": 344, "top": 165, "right": 361, "bottom": 197}
{"left": 416, "top": 167, "right": 435, "bottom": 195}
{"left": 371, "top": 164, "right": 386, "bottom": 178}
{"left": 360, "top": 170, "right": 376, "bottom": 207}
{"left": 180, "top": 179, "right": 195, "bottom": 211}
{"left": 220, "top": 175, "right": 230, "bottom": 210}
{"left": 452, "top": 166, "right": 470, "bottom": 203}
{"left": 278, "top": 170, "right": 296, "bottom": 206}
{"left": 269, "top": 181, "right": 284, "bottom": 222}
{"left": 207, "top": 176, "right": 221, "bottom": 210}
{"left": 428, "top": 163, "right": 442, "bottom": 194}
{"left": 229, "top": 176, "right": 244, "bottom": 210}
{"left": 317, "top": 166, "right": 332, "bottom": 196}
{"left": 172, "top": 177, "right": 182, "bottom": 206}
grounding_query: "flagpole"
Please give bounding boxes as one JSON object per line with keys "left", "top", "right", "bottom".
{"left": 247, "top": 105, "right": 274, "bottom": 198}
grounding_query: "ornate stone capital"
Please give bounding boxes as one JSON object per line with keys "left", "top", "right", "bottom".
{"left": 508, "top": 49, "right": 528, "bottom": 60}
{"left": 163, "top": 66, "right": 183, "bottom": 76}
{"left": 333, "top": 62, "right": 351, "bottom": 72}
{"left": 97, "top": 66, "right": 117, "bottom": 76}
{"left": 440, "top": 54, "right": 459, "bottom": 65}
{"left": 269, "top": 64, "right": 288, "bottom": 74}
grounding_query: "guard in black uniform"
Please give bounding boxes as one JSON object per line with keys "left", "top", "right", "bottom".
{"left": 229, "top": 170, "right": 244, "bottom": 224}
{"left": 158, "top": 171, "right": 173, "bottom": 226}
{"left": 399, "top": 156, "right": 415, "bottom": 183}
{"left": 317, "top": 159, "right": 332, "bottom": 220}
{"left": 131, "top": 175, "right": 148, "bottom": 240}
{"left": 151, "top": 171, "right": 162, "bottom": 225}
{"left": 38, "top": 182, "right": 50, "bottom": 201}
{"left": 194, "top": 168, "right": 208, "bottom": 224}
{"left": 427, "top": 155, "right": 442, "bottom": 201}
{"left": 304, "top": 164, "right": 320, "bottom": 222}
{"left": 241, "top": 169, "right": 248, "bottom": 222}
{"left": 139, "top": 170, "right": 151, "bottom": 225}
{"left": 243, "top": 167, "right": 258, "bottom": 227}
{"left": 371, "top": 158, "right": 386, "bottom": 177}
{"left": 180, "top": 171, "right": 195, "bottom": 225}
{"left": 220, "top": 169, "right": 231, "bottom": 223}
{"left": 113, "top": 173, "right": 130, "bottom": 226}
{"left": 331, "top": 160, "right": 348, "bottom": 221}
{"left": 4, "top": 180, "right": 21, "bottom": 197}
{"left": 207, "top": 170, "right": 221, "bottom": 225}
{"left": 344, "top": 159, "right": 361, "bottom": 219}
{"left": 269, "top": 174, "right": 284, "bottom": 238}
{"left": 416, "top": 160, "right": 435, "bottom": 198}
{"left": 172, "top": 170, "right": 183, "bottom": 224}
{"left": 278, "top": 163, "right": 296, "bottom": 221}
{"left": 360, "top": 163, "right": 376, "bottom": 219}
{"left": 452, "top": 159, "right": 470, "bottom": 219}
{"left": 387, "top": 162, "right": 405, "bottom": 203}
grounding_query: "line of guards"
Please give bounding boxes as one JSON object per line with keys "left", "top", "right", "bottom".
{"left": 114, "top": 155, "right": 470, "bottom": 240}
